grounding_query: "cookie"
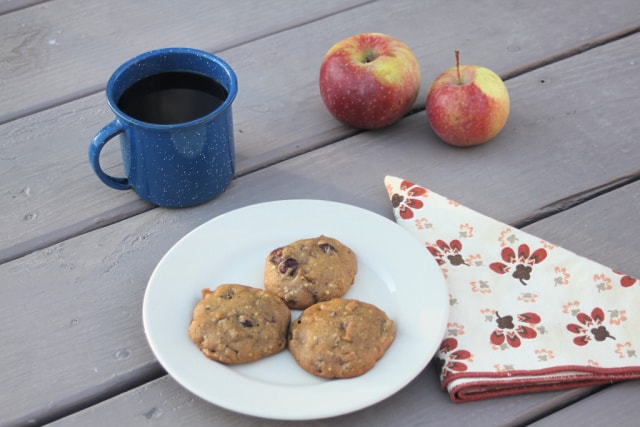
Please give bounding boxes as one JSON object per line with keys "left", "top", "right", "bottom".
{"left": 288, "top": 298, "right": 395, "bottom": 378}
{"left": 264, "top": 235, "right": 357, "bottom": 309}
{"left": 188, "top": 284, "right": 291, "bottom": 364}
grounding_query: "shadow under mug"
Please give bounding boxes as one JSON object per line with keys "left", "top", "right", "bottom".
{"left": 89, "top": 47, "right": 238, "bottom": 208}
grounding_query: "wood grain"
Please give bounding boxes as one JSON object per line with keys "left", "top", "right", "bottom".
{"left": 45, "top": 369, "right": 596, "bottom": 427}
{"left": 529, "top": 381, "right": 639, "bottom": 426}
{"left": 0, "top": 0, "right": 46, "bottom": 15}
{"left": 2, "top": 1, "right": 640, "bottom": 264}
{"left": 3, "top": 46, "right": 640, "bottom": 423}
{"left": 0, "top": 0, "right": 372, "bottom": 123}
{"left": 2, "top": 1, "right": 640, "bottom": 426}
{"left": 41, "top": 174, "right": 640, "bottom": 427}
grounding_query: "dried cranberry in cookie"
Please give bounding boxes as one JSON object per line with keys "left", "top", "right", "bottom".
{"left": 264, "top": 235, "right": 357, "bottom": 309}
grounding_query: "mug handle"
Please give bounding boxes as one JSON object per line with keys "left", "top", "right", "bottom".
{"left": 88, "top": 120, "right": 131, "bottom": 190}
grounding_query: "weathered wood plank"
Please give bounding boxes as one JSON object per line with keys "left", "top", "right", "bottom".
{"left": 2, "top": 0, "right": 640, "bottom": 264}
{"left": 521, "top": 179, "right": 640, "bottom": 277}
{"left": 529, "top": 381, "right": 639, "bottom": 426}
{"left": 0, "top": 0, "right": 46, "bottom": 15}
{"left": 40, "top": 168, "right": 640, "bottom": 427}
{"left": 44, "top": 368, "right": 597, "bottom": 427}
{"left": 3, "top": 56, "right": 640, "bottom": 425}
{"left": 522, "top": 182, "right": 640, "bottom": 426}
{"left": 0, "top": 0, "right": 373, "bottom": 264}
{"left": 2, "top": 1, "right": 640, "bottom": 425}
{"left": 0, "top": 0, "right": 372, "bottom": 124}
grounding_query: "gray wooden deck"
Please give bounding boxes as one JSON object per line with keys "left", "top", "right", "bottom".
{"left": 1, "top": 1, "right": 639, "bottom": 426}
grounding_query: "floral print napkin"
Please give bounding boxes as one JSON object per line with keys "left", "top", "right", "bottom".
{"left": 385, "top": 175, "right": 640, "bottom": 402}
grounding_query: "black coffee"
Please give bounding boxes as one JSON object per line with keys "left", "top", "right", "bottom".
{"left": 117, "top": 71, "right": 228, "bottom": 124}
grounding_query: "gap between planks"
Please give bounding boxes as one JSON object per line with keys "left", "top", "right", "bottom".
{"left": 2, "top": 5, "right": 636, "bottom": 126}
{"left": 0, "top": 0, "right": 376, "bottom": 126}
{"left": 30, "top": 169, "right": 640, "bottom": 425}
{"left": 0, "top": 0, "right": 48, "bottom": 16}
{"left": 2, "top": 10, "right": 638, "bottom": 264}
{"left": 511, "top": 169, "right": 640, "bottom": 229}
{"left": 501, "top": 24, "right": 640, "bottom": 81}
{"left": 28, "top": 364, "right": 166, "bottom": 427}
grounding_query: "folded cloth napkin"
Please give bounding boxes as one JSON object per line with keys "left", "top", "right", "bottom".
{"left": 385, "top": 175, "right": 640, "bottom": 402}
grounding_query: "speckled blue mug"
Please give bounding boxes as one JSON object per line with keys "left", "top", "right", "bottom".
{"left": 89, "top": 47, "right": 238, "bottom": 208}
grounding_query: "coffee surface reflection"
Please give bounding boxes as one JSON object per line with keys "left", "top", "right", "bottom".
{"left": 117, "top": 71, "right": 228, "bottom": 125}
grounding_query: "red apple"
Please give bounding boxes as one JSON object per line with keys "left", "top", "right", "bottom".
{"left": 426, "top": 51, "right": 510, "bottom": 146}
{"left": 319, "top": 33, "right": 421, "bottom": 130}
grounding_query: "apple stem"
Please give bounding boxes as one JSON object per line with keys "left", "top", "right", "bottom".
{"left": 364, "top": 48, "right": 378, "bottom": 63}
{"left": 455, "top": 50, "right": 462, "bottom": 85}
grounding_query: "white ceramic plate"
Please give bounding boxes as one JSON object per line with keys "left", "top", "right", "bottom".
{"left": 143, "top": 199, "right": 448, "bottom": 420}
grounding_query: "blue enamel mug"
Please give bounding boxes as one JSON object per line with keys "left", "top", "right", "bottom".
{"left": 89, "top": 47, "right": 238, "bottom": 208}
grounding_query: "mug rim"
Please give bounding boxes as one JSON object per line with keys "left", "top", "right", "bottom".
{"left": 105, "top": 47, "right": 238, "bottom": 129}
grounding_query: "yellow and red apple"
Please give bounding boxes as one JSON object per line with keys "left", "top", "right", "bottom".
{"left": 319, "top": 33, "right": 420, "bottom": 130}
{"left": 426, "top": 51, "right": 510, "bottom": 146}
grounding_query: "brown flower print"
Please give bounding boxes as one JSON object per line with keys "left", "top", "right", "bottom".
{"left": 436, "top": 337, "right": 473, "bottom": 381}
{"left": 427, "top": 239, "right": 469, "bottom": 267}
{"left": 390, "top": 180, "right": 427, "bottom": 220}
{"left": 489, "top": 244, "right": 547, "bottom": 286}
{"left": 567, "top": 307, "right": 616, "bottom": 346}
{"left": 490, "top": 312, "right": 541, "bottom": 348}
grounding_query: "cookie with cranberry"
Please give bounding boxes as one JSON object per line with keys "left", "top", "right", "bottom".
{"left": 288, "top": 298, "right": 395, "bottom": 378}
{"left": 188, "top": 284, "right": 290, "bottom": 364}
{"left": 264, "top": 235, "right": 357, "bottom": 309}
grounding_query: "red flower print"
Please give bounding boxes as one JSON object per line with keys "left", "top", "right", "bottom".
{"left": 566, "top": 307, "right": 616, "bottom": 346}
{"left": 427, "top": 239, "right": 469, "bottom": 267}
{"left": 490, "top": 312, "right": 541, "bottom": 348}
{"left": 436, "top": 337, "right": 473, "bottom": 380}
{"left": 489, "top": 244, "right": 547, "bottom": 286}
{"left": 620, "top": 274, "right": 638, "bottom": 288}
{"left": 390, "top": 180, "right": 427, "bottom": 220}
